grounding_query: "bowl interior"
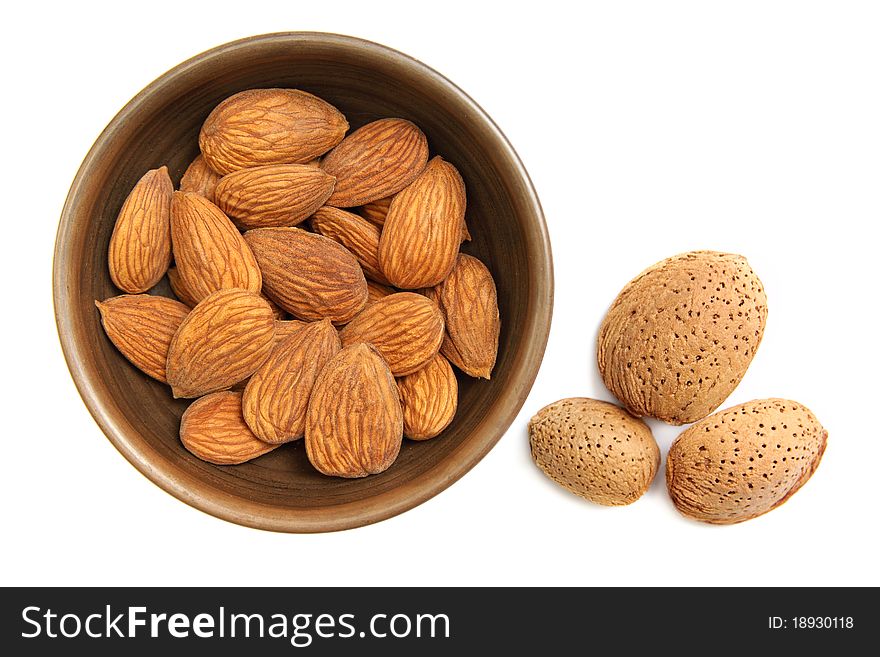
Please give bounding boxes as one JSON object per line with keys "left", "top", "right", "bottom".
{"left": 55, "top": 34, "right": 551, "bottom": 532}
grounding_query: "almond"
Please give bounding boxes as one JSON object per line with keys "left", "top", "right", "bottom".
{"left": 529, "top": 398, "right": 660, "bottom": 506}
{"left": 274, "top": 319, "right": 308, "bottom": 342}
{"left": 339, "top": 292, "right": 444, "bottom": 376}
{"left": 214, "top": 164, "right": 336, "bottom": 229}
{"left": 166, "top": 288, "right": 276, "bottom": 398}
{"left": 180, "top": 391, "right": 279, "bottom": 465}
{"left": 306, "top": 343, "right": 403, "bottom": 478}
{"left": 359, "top": 195, "right": 392, "bottom": 227}
{"left": 378, "top": 157, "right": 466, "bottom": 289}
{"left": 666, "top": 398, "right": 827, "bottom": 524}
{"left": 108, "top": 166, "right": 173, "bottom": 293}
{"left": 95, "top": 294, "right": 190, "bottom": 383}
{"left": 397, "top": 353, "right": 458, "bottom": 440}
{"left": 243, "top": 227, "right": 368, "bottom": 323}
{"left": 179, "top": 154, "right": 221, "bottom": 203}
{"left": 366, "top": 280, "right": 395, "bottom": 306}
{"left": 321, "top": 118, "right": 429, "bottom": 207}
{"left": 243, "top": 319, "right": 341, "bottom": 444}
{"left": 199, "top": 89, "right": 348, "bottom": 175}
{"left": 170, "top": 192, "right": 262, "bottom": 303}
{"left": 310, "top": 206, "right": 389, "bottom": 285}
{"left": 597, "top": 251, "right": 767, "bottom": 425}
{"left": 168, "top": 264, "right": 285, "bottom": 318}
{"left": 429, "top": 254, "right": 500, "bottom": 379}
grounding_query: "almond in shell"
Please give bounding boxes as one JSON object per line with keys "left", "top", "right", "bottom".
{"left": 199, "top": 89, "right": 348, "bottom": 175}
{"left": 180, "top": 391, "right": 279, "bottom": 465}
{"left": 310, "top": 206, "right": 389, "bottom": 285}
{"left": 243, "top": 227, "right": 368, "bottom": 323}
{"left": 166, "top": 288, "right": 276, "bottom": 398}
{"left": 397, "top": 353, "right": 458, "bottom": 440}
{"left": 243, "top": 319, "right": 341, "bottom": 444}
{"left": 95, "top": 294, "right": 190, "bottom": 383}
{"left": 215, "top": 164, "right": 336, "bottom": 229}
{"left": 378, "top": 156, "right": 466, "bottom": 289}
{"left": 321, "top": 118, "right": 428, "bottom": 207}
{"left": 306, "top": 343, "right": 403, "bottom": 478}
{"left": 108, "top": 166, "right": 173, "bottom": 293}
{"left": 170, "top": 192, "right": 262, "bottom": 303}
{"left": 339, "top": 292, "right": 444, "bottom": 376}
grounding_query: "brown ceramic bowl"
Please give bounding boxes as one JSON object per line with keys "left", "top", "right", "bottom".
{"left": 53, "top": 33, "right": 552, "bottom": 532}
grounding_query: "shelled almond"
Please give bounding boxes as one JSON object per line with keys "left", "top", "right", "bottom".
{"left": 97, "top": 87, "right": 501, "bottom": 478}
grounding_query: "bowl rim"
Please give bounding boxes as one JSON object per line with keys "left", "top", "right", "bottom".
{"left": 53, "top": 31, "right": 553, "bottom": 533}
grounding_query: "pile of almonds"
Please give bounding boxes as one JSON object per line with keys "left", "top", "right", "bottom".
{"left": 529, "top": 251, "right": 827, "bottom": 524}
{"left": 96, "top": 88, "right": 500, "bottom": 478}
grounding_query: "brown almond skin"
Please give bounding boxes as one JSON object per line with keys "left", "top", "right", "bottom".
{"left": 529, "top": 398, "right": 660, "bottom": 506}
{"left": 321, "top": 118, "right": 429, "bottom": 207}
{"left": 366, "top": 280, "right": 395, "bottom": 306}
{"left": 179, "top": 154, "right": 221, "bottom": 203}
{"left": 667, "top": 398, "right": 827, "bottom": 524}
{"left": 170, "top": 192, "right": 262, "bottom": 303}
{"left": 215, "top": 164, "right": 336, "bottom": 229}
{"left": 199, "top": 89, "right": 348, "bottom": 175}
{"left": 598, "top": 251, "right": 767, "bottom": 425}
{"left": 310, "top": 206, "right": 390, "bottom": 285}
{"left": 180, "top": 391, "right": 279, "bottom": 465}
{"left": 243, "top": 227, "right": 368, "bottom": 323}
{"left": 339, "top": 292, "right": 444, "bottom": 376}
{"left": 397, "top": 353, "right": 458, "bottom": 440}
{"left": 166, "top": 288, "right": 276, "bottom": 398}
{"left": 274, "top": 319, "right": 308, "bottom": 342}
{"left": 243, "top": 319, "right": 341, "bottom": 444}
{"left": 378, "top": 156, "right": 466, "bottom": 289}
{"left": 429, "top": 254, "right": 500, "bottom": 379}
{"left": 305, "top": 343, "right": 403, "bottom": 478}
{"left": 108, "top": 166, "right": 173, "bottom": 293}
{"left": 359, "top": 195, "right": 392, "bottom": 227}
{"left": 168, "top": 265, "right": 285, "bottom": 318}
{"left": 95, "top": 294, "right": 190, "bottom": 383}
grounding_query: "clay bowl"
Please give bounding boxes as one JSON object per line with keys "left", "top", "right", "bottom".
{"left": 53, "top": 33, "right": 552, "bottom": 532}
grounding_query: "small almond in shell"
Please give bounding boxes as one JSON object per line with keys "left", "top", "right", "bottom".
{"left": 666, "top": 398, "right": 827, "bottom": 525}
{"left": 243, "top": 319, "right": 341, "bottom": 444}
{"left": 179, "top": 154, "right": 221, "bottom": 203}
{"left": 96, "top": 294, "right": 190, "bottom": 383}
{"left": 597, "top": 251, "right": 767, "bottom": 425}
{"left": 529, "top": 398, "right": 660, "bottom": 506}
{"left": 339, "top": 292, "right": 444, "bottom": 376}
{"left": 243, "top": 227, "right": 368, "bottom": 323}
{"left": 306, "top": 343, "right": 403, "bottom": 478}
{"left": 199, "top": 89, "right": 348, "bottom": 175}
{"left": 166, "top": 288, "right": 276, "bottom": 398}
{"left": 215, "top": 164, "right": 336, "bottom": 229}
{"left": 397, "top": 353, "right": 458, "bottom": 440}
{"left": 181, "top": 391, "right": 279, "bottom": 465}
{"left": 170, "top": 192, "right": 262, "bottom": 303}
{"left": 378, "top": 156, "right": 466, "bottom": 289}
{"left": 108, "top": 166, "right": 173, "bottom": 293}
{"left": 321, "top": 118, "right": 428, "bottom": 207}
{"left": 310, "top": 206, "right": 389, "bottom": 285}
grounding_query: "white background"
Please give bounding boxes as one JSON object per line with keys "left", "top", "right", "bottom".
{"left": 3, "top": 1, "right": 878, "bottom": 587}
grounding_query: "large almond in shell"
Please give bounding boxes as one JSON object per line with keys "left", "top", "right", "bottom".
{"left": 199, "top": 89, "right": 348, "bottom": 175}
{"left": 597, "top": 251, "right": 767, "bottom": 425}
{"left": 306, "top": 343, "right": 403, "bottom": 478}
{"left": 529, "top": 398, "right": 660, "bottom": 506}
{"left": 339, "top": 292, "right": 444, "bottom": 376}
{"left": 179, "top": 154, "right": 221, "bottom": 203}
{"left": 215, "top": 164, "right": 336, "bottom": 229}
{"left": 181, "top": 391, "right": 279, "bottom": 465}
{"left": 166, "top": 288, "right": 276, "bottom": 398}
{"left": 95, "top": 294, "right": 190, "bottom": 383}
{"left": 243, "top": 227, "right": 368, "bottom": 323}
{"left": 427, "top": 253, "right": 500, "bottom": 380}
{"left": 397, "top": 353, "right": 458, "bottom": 440}
{"left": 321, "top": 118, "right": 428, "bottom": 207}
{"left": 310, "top": 206, "right": 389, "bottom": 285}
{"left": 378, "top": 156, "right": 466, "bottom": 289}
{"left": 243, "top": 319, "right": 341, "bottom": 444}
{"left": 170, "top": 192, "right": 262, "bottom": 303}
{"left": 666, "top": 398, "right": 827, "bottom": 524}
{"left": 108, "top": 166, "right": 173, "bottom": 293}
